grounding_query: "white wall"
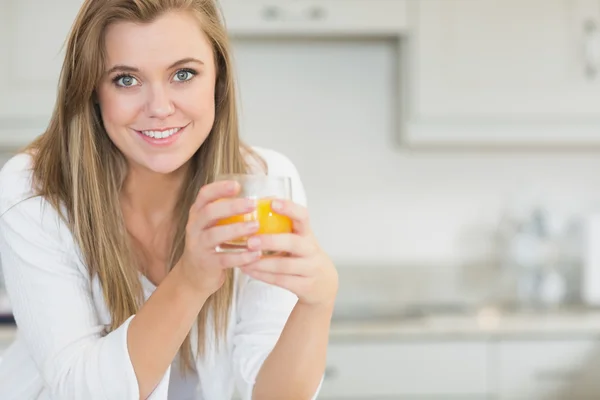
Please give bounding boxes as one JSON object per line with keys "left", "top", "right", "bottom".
{"left": 0, "top": 154, "right": 11, "bottom": 167}
{"left": 232, "top": 38, "right": 600, "bottom": 267}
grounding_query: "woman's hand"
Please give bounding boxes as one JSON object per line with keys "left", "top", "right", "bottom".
{"left": 177, "top": 181, "right": 262, "bottom": 296}
{"left": 240, "top": 199, "right": 338, "bottom": 308}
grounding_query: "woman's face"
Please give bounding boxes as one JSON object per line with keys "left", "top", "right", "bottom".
{"left": 96, "top": 11, "right": 217, "bottom": 175}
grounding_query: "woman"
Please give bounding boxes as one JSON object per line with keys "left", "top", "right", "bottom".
{"left": 0, "top": 0, "right": 338, "bottom": 399}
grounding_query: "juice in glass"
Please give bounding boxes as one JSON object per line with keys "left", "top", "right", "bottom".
{"left": 214, "top": 174, "right": 292, "bottom": 254}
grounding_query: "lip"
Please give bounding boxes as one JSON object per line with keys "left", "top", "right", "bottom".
{"left": 133, "top": 123, "right": 189, "bottom": 147}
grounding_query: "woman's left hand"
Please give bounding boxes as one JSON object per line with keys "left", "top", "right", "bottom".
{"left": 239, "top": 199, "right": 338, "bottom": 308}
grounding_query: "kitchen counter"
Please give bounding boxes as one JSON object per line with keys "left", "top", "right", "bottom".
{"left": 330, "top": 307, "right": 600, "bottom": 341}
{"left": 4, "top": 309, "right": 600, "bottom": 346}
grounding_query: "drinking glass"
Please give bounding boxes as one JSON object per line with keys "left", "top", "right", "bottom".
{"left": 214, "top": 174, "right": 292, "bottom": 254}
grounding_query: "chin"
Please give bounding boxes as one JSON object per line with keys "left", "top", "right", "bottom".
{"left": 138, "top": 154, "right": 192, "bottom": 175}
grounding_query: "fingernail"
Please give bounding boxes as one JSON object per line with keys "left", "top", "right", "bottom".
{"left": 246, "top": 198, "right": 257, "bottom": 209}
{"left": 247, "top": 221, "right": 259, "bottom": 230}
{"left": 271, "top": 200, "right": 283, "bottom": 211}
{"left": 228, "top": 181, "right": 238, "bottom": 191}
{"left": 247, "top": 237, "right": 261, "bottom": 249}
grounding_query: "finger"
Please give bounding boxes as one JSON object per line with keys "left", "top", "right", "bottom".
{"left": 270, "top": 199, "right": 311, "bottom": 235}
{"left": 202, "top": 221, "right": 259, "bottom": 248}
{"left": 243, "top": 269, "right": 307, "bottom": 293}
{"left": 216, "top": 250, "right": 262, "bottom": 269}
{"left": 241, "top": 256, "right": 308, "bottom": 277}
{"left": 193, "top": 180, "right": 240, "bottom": 211}
{"left": 246, "top": 234, "right": 313, "bottom": 257}
{"left": 197, "top": 197, "right": 256, "bottom": 229}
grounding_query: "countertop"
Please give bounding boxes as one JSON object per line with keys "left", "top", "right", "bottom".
{"left": 4, "top": 308, "right": 600, "bottom": 345}
{"left": 329, "top": 307, "right": 600, "bottom": 341}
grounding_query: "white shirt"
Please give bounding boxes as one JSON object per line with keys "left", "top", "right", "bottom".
{"left": 0, "top": 147, "right": 312, "bottom": 400}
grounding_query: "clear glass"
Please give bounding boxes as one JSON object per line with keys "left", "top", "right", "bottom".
{"left": 214, "top": 174, "right": 292, "bottom": 254}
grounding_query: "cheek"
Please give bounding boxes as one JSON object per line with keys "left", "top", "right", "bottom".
{"left": 97, "top": 87, "right": 142, "bottom": 130}
{"left": 178, "top": 80, "right": 216, "bottom": 121}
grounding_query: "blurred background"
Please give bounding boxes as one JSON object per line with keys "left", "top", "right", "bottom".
{"left": 3, "top": 0, "right": 600, "bottom": 398}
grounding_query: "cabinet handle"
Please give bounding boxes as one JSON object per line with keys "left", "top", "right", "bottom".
{"left": 262, "top": 5, "right": 326, "bottom": 22}
{"left": 305, "top": 6, "right": 327, "bottom": 21}
{"left": 583, "top": 19, "right": 600, "bottom": 79}
{"left": 261, "top": 5, "right": 283, "bottom": 21}
{"left": 324, "top": 366, "right": 338, "bottom": 380}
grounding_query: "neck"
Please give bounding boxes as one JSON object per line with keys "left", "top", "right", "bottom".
{"left": 121, "top": 162, "right": 189, "bottom": 227}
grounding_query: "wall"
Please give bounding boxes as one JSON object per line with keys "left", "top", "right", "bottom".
{"left": 0, "top": 154, "right": 11, "bottom": 168}
{"left": 231, "top": 38, "right": 600, "bottom": 268}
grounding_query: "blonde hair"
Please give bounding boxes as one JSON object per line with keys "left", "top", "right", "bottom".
{"left": 26, "top": 0, "right": 253, "bottom": 372}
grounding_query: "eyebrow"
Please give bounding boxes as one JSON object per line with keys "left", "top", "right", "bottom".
{"left": 106, "top": 57, "right": 204, "bottom": 75}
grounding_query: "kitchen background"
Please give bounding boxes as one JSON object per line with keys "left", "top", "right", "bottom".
{"left": 3, "top": 0, "right": 600, "bottom": 399}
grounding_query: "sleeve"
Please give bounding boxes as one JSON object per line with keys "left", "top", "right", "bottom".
{"left": 232, "top": 150, "right": 322, "bottom": 399}
{"left": 0, "top": 198, "right": 171, "bottom": 400}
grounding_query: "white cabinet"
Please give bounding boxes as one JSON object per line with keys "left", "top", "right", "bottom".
{"left": 322, "top": 337, "right": 600, "bottom": 399}
{"left": 0, "top": 0, "right": 410, "bottom": 149}
{"left": 406, "top": 0, "right": 600, "bottom": 147}
{"left": 319, "top": 341, "right": 490, "bottom": 399}
{"left": 219, "top": 0, "right": 408, "bottom": 37}
{"left": 494, "top": 339, "right": 600, "bottom": 399}
{"left": 0, "top": 0, "right": 83, "bottom": 148}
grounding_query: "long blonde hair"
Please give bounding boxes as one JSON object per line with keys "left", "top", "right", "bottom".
{"left": 26, "top": 0, "right": 251, "bottom": 371}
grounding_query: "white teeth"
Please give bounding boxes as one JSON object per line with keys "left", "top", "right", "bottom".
{"left": 141, "top": 127, "right": 181, "bottom": 139}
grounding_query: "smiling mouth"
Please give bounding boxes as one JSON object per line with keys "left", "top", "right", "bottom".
{"left": 137, "top": 126, "right": 184, "bottom": 139}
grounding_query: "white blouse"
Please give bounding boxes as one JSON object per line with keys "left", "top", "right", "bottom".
{"left": 0, "top": 147, "right": 314, "bottom": 400}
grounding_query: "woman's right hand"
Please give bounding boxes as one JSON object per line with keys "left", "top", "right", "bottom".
{"left": 177, "top": 180, "right": 261, "bottom": 296}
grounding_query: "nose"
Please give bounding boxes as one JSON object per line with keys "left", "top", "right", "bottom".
{"left": 146, "top": 84, "right": 175, "bottom": 119}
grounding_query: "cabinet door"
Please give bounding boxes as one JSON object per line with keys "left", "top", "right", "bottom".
{"left": 0, "top": 0, "right": 84, "bottom": 148}
{"left": 494, "top": 339, "right": 600, "bottom": 399}
{"left": 220, "top": 0, "right": 408, "bottom": 37}
{"left": 319, "top": 341, "right": 490, "bottom": 398}
{"left": 407, "top": 0, "right": 600, "bottom": 146}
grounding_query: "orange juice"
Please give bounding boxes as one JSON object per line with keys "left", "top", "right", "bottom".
{"left": 217, "top": 198, "right": 292, "bottom": 250}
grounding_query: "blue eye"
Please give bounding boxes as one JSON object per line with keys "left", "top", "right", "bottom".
{"left": 114, "top": 75, "right": 139, "bottom": 87}
{"left": 173, "top": 69, "right": 196, "bottom": 82}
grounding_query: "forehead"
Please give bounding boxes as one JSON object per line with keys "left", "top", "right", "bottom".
{"left": 103, "top": 11, "right": 214, "bottom": 70}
